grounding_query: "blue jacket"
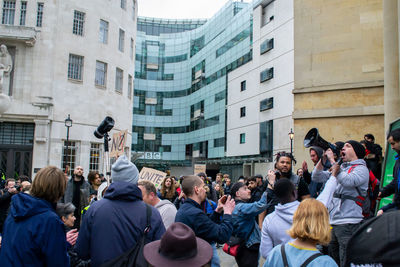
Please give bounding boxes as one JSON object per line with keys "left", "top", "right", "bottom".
{"left": 0, "top": 193, "right": 69, "bottom": 266}
{"left": 232, "top": 192, "right": 268, "bottom": 248}
{"left": 75, "top": 181, "right": 165, "bottom": 267}
{"left": 175, "top": 198, "right": 233, "bottom": 244}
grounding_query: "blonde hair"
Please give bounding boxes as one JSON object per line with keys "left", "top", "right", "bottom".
{"left": 287, "top": 198, "right": 331, "bottom": 245}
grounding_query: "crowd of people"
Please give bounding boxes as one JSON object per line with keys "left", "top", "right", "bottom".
{"left": 0, "top": 130, "right": 398, "bottom": 267}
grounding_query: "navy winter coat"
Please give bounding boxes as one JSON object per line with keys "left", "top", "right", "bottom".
{"left": 0, "top": 193, "right": 69, "bottom": 266}
{"left": 75, "top": 181, "right": 165, "bottom": 267}
{"left": 175, "top": 198, "right": 233, "bottom": 244}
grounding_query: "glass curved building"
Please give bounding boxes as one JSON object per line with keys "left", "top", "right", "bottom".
{"left": 133, "top": 1, "right": 253, "bottom": 172}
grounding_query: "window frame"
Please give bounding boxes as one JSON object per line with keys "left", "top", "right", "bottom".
{"left": 240, "top": 133, "right": 246, "bottom": 144}
{"left": 115, "top": 67, "right": 123, "bottom": 93}
{"left": 118, "top": 28, "right": 125, "bottom": 52}
{"left": 95, "top": 60, "right": 107, "bottom": 87}
{"left": 99, "top": 19, "right": 109, "bottom": 44}
{"left": 73, "top": 10, "right": 85, "bottom": 36}
{"left": 240, "top": 80, "right": 246, "bottom": 92}
{"left": 68, "top": 54, "right": 84, "bottom": 81}
{"left": 36, "top": 2, "right": 44, "bottom": 27}
{"left": 2, "top": 0, "right": 16, "bottom": 25}
{"left": 240, "top": 106, "right": 246, "bottom": 118}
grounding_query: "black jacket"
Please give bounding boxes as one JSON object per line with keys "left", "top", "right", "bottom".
{"left": 0, "top": 189, "right": 13, "bottom": 233}
{"left": 380, "top": 155, "right": 400, "bottom": 211}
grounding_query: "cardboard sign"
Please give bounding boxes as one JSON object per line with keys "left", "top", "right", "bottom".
{"left": 110, "top": 130, "right": 128, "bottom": 158}
{"left": 194, "top": 164, "right": 206, "bottom": 175}
{"left": 139, "top": 167, "right": 167, "bottom": 189}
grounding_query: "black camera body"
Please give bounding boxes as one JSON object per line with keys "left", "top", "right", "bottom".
{"left": 94, "top": 117, "right": 115, "bottom": 139}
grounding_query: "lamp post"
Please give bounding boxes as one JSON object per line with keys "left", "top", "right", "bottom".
{"left": 64, "top": 114, "right": 73, "bottom": 175}
{"left": 288, "top": 128, "right": 294, "bottom": 156}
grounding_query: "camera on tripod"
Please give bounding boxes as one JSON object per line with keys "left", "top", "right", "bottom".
{"left": 94, "top": 116, "right": 115, "bottom": 185}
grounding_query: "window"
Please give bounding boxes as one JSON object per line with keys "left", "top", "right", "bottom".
{"left": 260, "top": 38, "right": 274, "bottom": 54}
{"left": 262, "top": 1, "right": 274, "bottom": 27}
{"left": 240, "top": 133, "right": 246, "bottom": 144}
{"left": 18, "top": 1, "right": 27, "bottom": 26}
{"left": 121, "top": 0, "right": 126, "bottom": 9}
{"left": 214, "top": 137, "right": 225, "bottom": 147}
{"left": 68, "top": 54, "right": 84, "bottom": 81}
{"left": 95, "top": 61, "right": 107, "bottom": 87}
{"left": 260, "top": 97, "right": 274, "bottom": 111}
{"left": 260, "top": 120, "right": 273, "bottom": 156}
{"left": 89, "top": 143, "right": 101, "bottom": 172}
{"left": 99, "top": 19, "right": 109, "bottom": 44}
{"left": 260, "top": 67, "right": 274, "bottom": 82}
{"left": 240, "top": 106, "right": 246, "bottom": 117}
{"left": 214, "top": 91, "right": 225, "bottom": 102}
{"left": 118, "top": 29, "right": 125, "bottom": 52}
{"left": 130, "top": 38, "right": 134, "bottom": 60}
{"left": 73, "top": 10, "right": 85, "bottom": 36}
{"left": 115, "top": 68, "right": 123, "bottom": 93}
{"left": 128, "top": 74, "right": 133, "bottom": 99}
{"left": 36, "top": 3, "right": 43, "bottom": 27}
{"left": 2, "top": 1, "right": 15, "bottom": 25}
{"left": 62, "top": 140, "right": 77, "bottom": 176}
{"left": 240, "top": 80, "right": 246, "bottom": 91}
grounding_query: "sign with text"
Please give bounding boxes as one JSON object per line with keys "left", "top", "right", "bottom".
{"left": 194, "top": 164, "right": 206, "bottom": 175}
{"left": 139, "top": 167, "right": 166, "bottom": 189}
{"left": 110, "top": 130, "right": 128, "bottom": 158}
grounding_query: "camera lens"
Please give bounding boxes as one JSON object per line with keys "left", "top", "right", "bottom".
{"left": 94, "top": 116, "right": 115, "bottom": 138}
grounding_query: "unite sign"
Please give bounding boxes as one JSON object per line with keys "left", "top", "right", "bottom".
{"left": 138, "top": 167, "right": 167, "bottom": 189}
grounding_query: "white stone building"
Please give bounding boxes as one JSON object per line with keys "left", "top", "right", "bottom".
{"left": 0, "top": 0, "right": 137, "bottom": 178}
{"left": 226, "top": 0, "right": 294, "bottom": 175}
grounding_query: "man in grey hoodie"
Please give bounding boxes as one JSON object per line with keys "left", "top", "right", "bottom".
{"left": 312, "top": 140, "right": 368, "bottom": 267}
{"left": 260, "top": 178, "right": 299, "bottom": 259}
{"left": 138, "top": 180, "right": 177, "bottom": 229}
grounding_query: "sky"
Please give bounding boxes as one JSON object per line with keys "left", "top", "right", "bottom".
{"left": 137, "top": 0, "right": 252, "bottom": 19}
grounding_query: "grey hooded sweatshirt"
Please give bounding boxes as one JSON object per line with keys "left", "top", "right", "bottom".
{"left": 154, "top": 199, "right": 177, "bottom": 229}
{"left": 312, "top": 159, "right": 369, "bottom": 225}
{"left": 260, "top": 200, "right": 299, "bottom": 259}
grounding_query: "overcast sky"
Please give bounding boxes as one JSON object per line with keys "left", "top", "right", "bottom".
{"left": 137, "top": 0, "right": 252, "bottom": 19}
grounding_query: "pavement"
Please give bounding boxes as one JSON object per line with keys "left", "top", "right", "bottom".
{"left": 217, "top": 247, "right": 266, "bottom": 267}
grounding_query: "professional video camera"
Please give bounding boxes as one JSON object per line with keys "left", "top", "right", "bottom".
{"left": 94, "top": 116, "right": 115, "bottom": 184}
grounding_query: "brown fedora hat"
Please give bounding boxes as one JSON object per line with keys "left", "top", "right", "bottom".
{"left": 143, "top": 222, "right": 212, "bottom": 267}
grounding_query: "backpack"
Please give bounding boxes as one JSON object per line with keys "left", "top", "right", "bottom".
{"left": 281, "top": 244, "right": 323, "bottom": 267}
{"left": 100, "top": 204, "right": 152, "bottom": 267}
{"left": 334, "top": 164, "right": 380, "bottom": 218}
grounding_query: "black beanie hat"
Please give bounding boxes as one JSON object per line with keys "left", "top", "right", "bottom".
{"left": 230, "top": 182, "right": 245, "bottom": 198}
{"left": 346, "top": 140, "right": 366, "bottom": 159}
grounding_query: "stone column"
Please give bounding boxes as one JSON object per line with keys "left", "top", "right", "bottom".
{"left": 384, "top": 0, "right": 400, "bottom": 133}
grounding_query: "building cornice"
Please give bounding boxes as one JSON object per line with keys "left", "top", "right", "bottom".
{"left": 293, "top": 80, "right": 384, "bottom": 94}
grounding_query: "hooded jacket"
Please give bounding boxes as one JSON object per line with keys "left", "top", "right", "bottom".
{"left": 312, "top": 159, "right": 369, "bottom": 225}
{"left": 75, "top": 181, "right": 166, "bottom": 267}
{"left": 260, "top": 200, "right": 299, "bottom": 259}
{"left": 0, "top": 193, "right": 69, "bottom": 266}
{"left": 154, "top": 199, "right": 177, "bottom": 229}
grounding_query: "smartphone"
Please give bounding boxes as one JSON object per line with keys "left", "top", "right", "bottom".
{"left": 221, "top": 195, "right": 228, "bottom": 204}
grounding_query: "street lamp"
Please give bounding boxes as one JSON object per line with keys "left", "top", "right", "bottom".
{"left": 64, "top": 114, "right": 73, "bottom": 175}
{"left": 288, "top": 128, "right": 294, "bottom": 156}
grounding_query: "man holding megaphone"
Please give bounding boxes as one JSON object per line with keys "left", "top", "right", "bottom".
{"left": 312, "top": 140, "right": 369, "bottom": 267}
